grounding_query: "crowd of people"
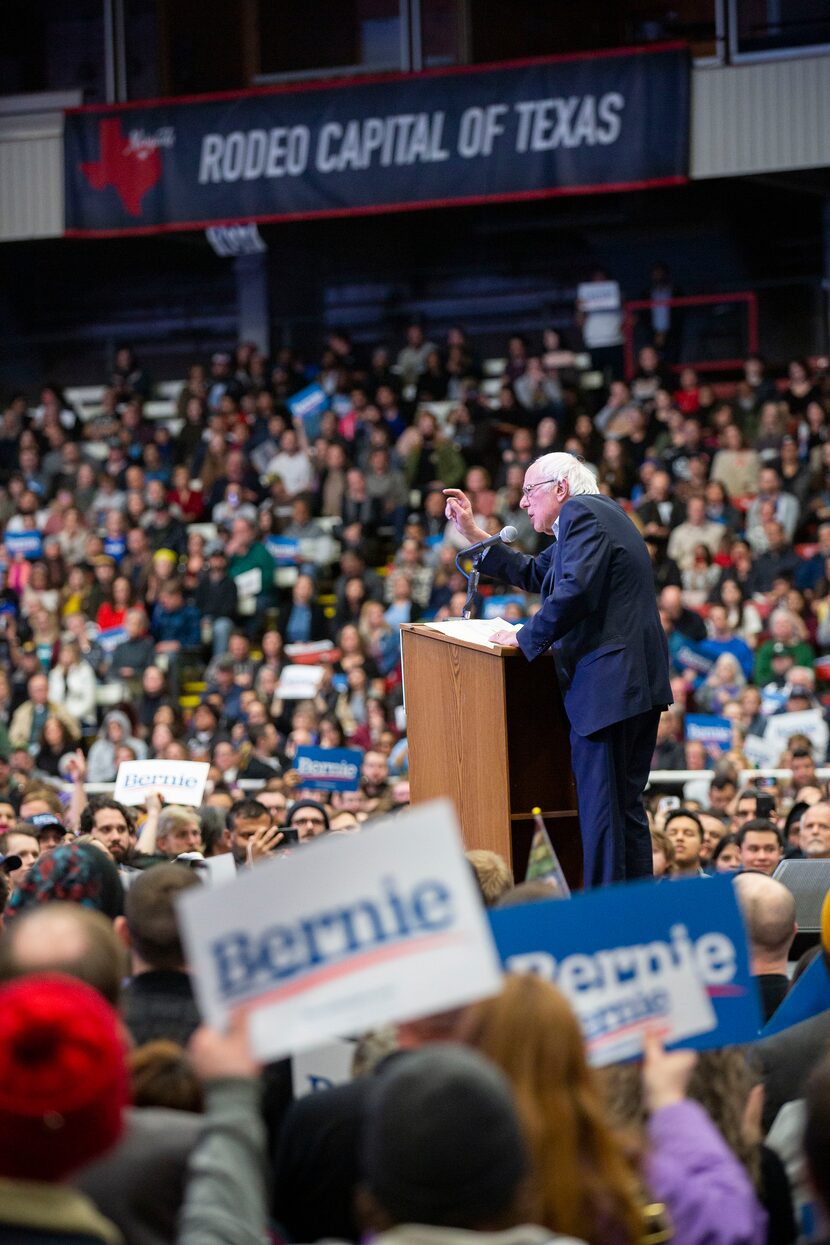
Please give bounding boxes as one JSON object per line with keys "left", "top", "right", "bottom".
{"left": 2, "top": 310, "right": 830, "bottom": 1241}
{"left": 1, "top": 324, "right": 830, "bottom": 850}
{"left": 0, "top": 794, "right": 828, "bottom": 1245}
{"left": 1, "top": 330, "right": 830, "bottom": 805}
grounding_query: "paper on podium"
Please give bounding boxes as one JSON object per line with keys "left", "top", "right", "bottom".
{"left": 422, "top": 617, "right": 521, "bottom": 648}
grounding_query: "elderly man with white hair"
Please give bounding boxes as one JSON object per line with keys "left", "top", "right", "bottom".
{"left": 445, "top": 451, "right": 671, "bottom": 888}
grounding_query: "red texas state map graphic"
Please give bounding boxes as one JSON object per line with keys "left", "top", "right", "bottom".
{"left": 80, "top": 118, "right": 163, "bottom": 217}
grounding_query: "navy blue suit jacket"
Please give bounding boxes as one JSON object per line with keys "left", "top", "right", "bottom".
{"left": 485, "top": 493, "right": 672, "bottom": 737}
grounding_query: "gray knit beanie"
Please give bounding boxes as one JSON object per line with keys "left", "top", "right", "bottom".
{"left": 361, "top": 1044, "right": 529, "bottom": 1228}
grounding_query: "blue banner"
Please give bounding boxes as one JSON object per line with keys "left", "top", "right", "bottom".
{"left": 685, "top": 713, "right": 732, "bottom": 753}
{"left": 103, "top": 535, "right": 127, "bottom": 563}
{"left": 294, "top": 746, "right": 363, "bottom": 792}
{"left": 266, "top": 536, "right": 301, "bottom": 563}
{"left": 64, "top": 45, "right": 689, "bottom": 236}
{"left": 97, "top": 626, "right": 127, "bottom": 654}
{"left": 481, "top": 595, "right": 527, "bottom": 620}
{"left": 671, "top": 635, "right": 753, "bottom": 681}
{"left": 761, "top": 954, "right": 830, "bottom": 1037}
{"left": 4, "top": 531, "right": 44, "bottom": 560}
{"left": 287, "top": 383, "right": 329, "bottom": 441}
{"left": 489, "top": 874, "right": 762, "bottom": 1054}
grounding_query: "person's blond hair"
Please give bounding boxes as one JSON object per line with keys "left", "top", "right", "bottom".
{"left": 650, "top": 826, "right": 675, "bottom": 874}
{"left": 466, "top": 849, "right": 513, "bottom": 907}
{"left": 156, "top": 805, "right": 200, "bottom": 845}
{"left": 20, "top": 784, "right": 63, "bottom": 817}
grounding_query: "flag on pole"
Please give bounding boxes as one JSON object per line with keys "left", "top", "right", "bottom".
{"left": 525, "top": 808, "right": 571, "bottom": 897}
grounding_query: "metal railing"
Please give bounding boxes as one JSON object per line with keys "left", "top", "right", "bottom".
{"left": 622, "top": 290, "right": 760, "bottom": 381}
{"left": 649, "top": 768, "right": 830, "bottom": 787}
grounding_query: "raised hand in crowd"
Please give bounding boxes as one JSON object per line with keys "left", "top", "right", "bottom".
{"left": 247, "top": 821, "right": 286, "bottom": 863}
{"left": 641, "top": 1030, "right": 697, "bottom": 1113}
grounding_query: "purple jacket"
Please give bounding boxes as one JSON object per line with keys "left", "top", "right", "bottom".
{"left": 646, "top": 1100, "right": 767, "bottom": 1245}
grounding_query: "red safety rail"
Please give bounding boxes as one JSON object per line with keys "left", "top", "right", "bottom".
{"left": 622, "top": 291, "right": 759, "bottom": 381}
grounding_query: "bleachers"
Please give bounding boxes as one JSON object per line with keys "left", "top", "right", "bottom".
{"left": 143, "top": 400, "right": 176, "bottom": 420}
{"left": 155, "top": 380, "right": 184, "bottom": 401}
{"left": 64, "top": 385, "right": 105, "bottom": 420}
{"left": 64, "top": 355, "right": 607, "bottom": 435}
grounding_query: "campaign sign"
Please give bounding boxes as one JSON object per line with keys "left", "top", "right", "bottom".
{"left": 758, "top": 709, "right": 829, "bottom": 766}
{"left": 292, "top": 1038, "right": 356, "bottom": 1098}
{"left": 294, "top": 746, "right": 362, "bottom": 792}
{"left": 481, "top": 595, "right": 526, "bottom": 621}
{"left": 102, "top": 535, "right": 126, "bottom": 562}
{"left": 761, "top": 953, "right": 830, "bottom": 1038}
{"left": 199, "top": 854, "right": 238, "bottom": 888}
{"left": 176, "top": 798, "right": 503, "bottom": 1061}
{"left": 576, "top": 280, "right": 621, "bottom": 314}
{"left": 277, "top": 664, "right": 326, "bottom": 699}
{"left": 287, "top": 383, "right": 329, "bottom": 440}
{"left": 4, "top": 530, "right": 44, "bottom": 560}
{"left": 488, "top": 874, "right": 760, "bottom": 1066}
{"left": 114, "top": 759, "right": 209, "bottom": 807}
{"left": 266, "top": 536, "right": 301, "bottom": 564}
{"left": 684, "top": 713, "right": 732, "bottom": 753}
{"left": 670, "top": 637, "right": 714, "bottom": 676}
{"left": 97, "top": 626, "right": 127, "bottom": 655}
{"left": 284, "top": 640, "right": 336, "bottom": 661}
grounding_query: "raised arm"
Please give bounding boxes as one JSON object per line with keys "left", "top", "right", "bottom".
{"left": 443, "top": 488, "right": 491, "bottom": 547}
{"left": 178, "top": 1019, "right": 268, "bottom": 1245}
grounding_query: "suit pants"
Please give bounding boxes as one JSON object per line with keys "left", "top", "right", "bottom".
{"left": 568, "top": 707, "right": 661, "bottom": 888}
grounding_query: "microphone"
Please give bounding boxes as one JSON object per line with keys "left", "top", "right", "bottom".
{"left": 463, "top": 525, "right": 518, "bottom": 556}
{"left": 456, "top": 525, "right": 517, "bottom": 619}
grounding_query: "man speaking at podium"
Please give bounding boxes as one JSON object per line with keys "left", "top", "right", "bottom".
{"left": 444, "top": 452, "right": 671, "bottom": 888}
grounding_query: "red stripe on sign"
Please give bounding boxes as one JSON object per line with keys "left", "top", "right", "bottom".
{"left": 64, "top": 176, "right": 688, "bottom": 239}
{"left": 589, "top": 1017, "right": 672, "bottom": 1048}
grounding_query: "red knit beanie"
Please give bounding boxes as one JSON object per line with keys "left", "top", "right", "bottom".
{"left": 0, "top": 974, "right": 129, "bottom": 1180}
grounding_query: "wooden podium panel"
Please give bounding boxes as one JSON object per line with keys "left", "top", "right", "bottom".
{"left": 401, "top": 625, "right": 581, "bottom": 888}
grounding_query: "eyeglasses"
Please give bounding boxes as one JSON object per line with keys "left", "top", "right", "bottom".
{"left": 522, "top": 478, "right": 560, "bottom": 500}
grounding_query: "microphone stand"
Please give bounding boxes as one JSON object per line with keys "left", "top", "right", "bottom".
{"left": 454, "top": 526, "right": 515, "bottom": 619}
{"left": 456, "top": 549, "right": 482, "bottom": 619}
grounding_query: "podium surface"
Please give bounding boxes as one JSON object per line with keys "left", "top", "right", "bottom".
{"left": 401, "top": 623, "right": 581, "bottom": 887}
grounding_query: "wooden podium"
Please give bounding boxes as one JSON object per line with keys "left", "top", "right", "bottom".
{"left": 400, "top": 624, "right": 582, "bottom": 889}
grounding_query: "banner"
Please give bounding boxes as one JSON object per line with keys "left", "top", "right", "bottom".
{"left": 670, "top": 636, "right": 753, "bottom": 681}
{"left": 291, "top": 1038, "right": 357, "bottom": 1097}
{"left": 761, "top": 953, "right": 830, "bottom": 1038}
{"left": 4, "top": 531, "right": 44, "bottom": 560}
{"left": 283, "top": 640, "right": 336, "bottom": 661}
{"left": 64, "top": 45, "right": 689, "bottom": 236}
{"left": 488, "top": 874, "right": 760, "bottom": 1065}
{"left": 294, "top": 746, "right": 363, "bottom": 792}
{"left": 276, "top": 664, "right": 326, "bottom": 699}
{"left": 114, "top": 759, "right": 209, "bottom": 807}
{"left": 481, "top": 595, "right": 526, "bottom": 620}
{"left": 747, "top": 708, "right": 829, "bottom": 767}
{"left": 287, "top": 383, "right": 329, "bottom": 440}
{"left": 684, "top": 713, "right": 732, "bottom": 754}
{"left": 266, "top": 537, "right": 301, "bottom": 564}
{"left": 97, "top": 626, "right": 127, "bottom": 654}
{"left": 102, "top": 535, "right": 126, "bottom": 562}
{"left": 176, "top": 798, "right": 502, "bottom": 1061}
